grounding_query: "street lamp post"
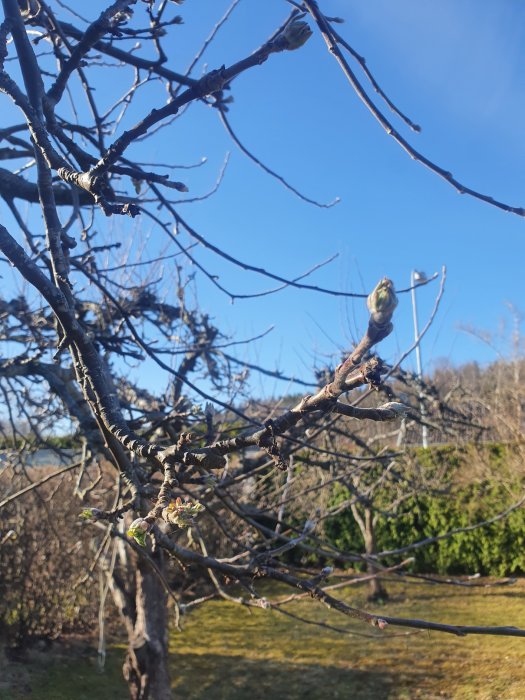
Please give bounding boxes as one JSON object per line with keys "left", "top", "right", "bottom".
{"left": 411, "top": 270, "right": 429, "bottom": 448}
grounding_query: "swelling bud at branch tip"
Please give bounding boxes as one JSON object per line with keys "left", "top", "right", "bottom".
{"left": 379, "top": 402, "right": 411, "bottom": 417}
{"left": 367, "top": 278, "right": 398, "bottom": 325}
{"left": 278, "top": 21, "right": 313, "bottom": 51}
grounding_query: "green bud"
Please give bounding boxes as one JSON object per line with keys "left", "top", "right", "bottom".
{"left": 367, "top": 278, "right": 398, "bottom": 323}
{"left": 280, "top": 21, "right": 312, "bottom": 51}
{"left": 127, "top": 518, "right": 150, "bottom": 547}
{"left": 79, "top": 508, "right": 102, "bottom": 521}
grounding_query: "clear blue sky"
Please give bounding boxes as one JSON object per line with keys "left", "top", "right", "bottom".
{"left": 2, "top": 0, "right": 525, "bottom": 397}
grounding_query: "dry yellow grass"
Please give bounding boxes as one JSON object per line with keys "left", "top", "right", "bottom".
{"left": 3, "top": 578, "right": 525, "bottom": 699}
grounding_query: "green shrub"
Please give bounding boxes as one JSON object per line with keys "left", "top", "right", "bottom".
{"left": 325, "top": 444, "right": 525, "bottom": 576}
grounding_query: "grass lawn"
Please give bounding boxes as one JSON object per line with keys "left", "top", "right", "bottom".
{"left": 3, "top": 578, "right": 525, "bottom": 699}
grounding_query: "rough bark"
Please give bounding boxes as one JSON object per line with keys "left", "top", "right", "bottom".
{"left": 363, "top": 509, "right": 388, "bottom": 602}
{"left": 122, "top": 550, "right": 171, "bottom": 700}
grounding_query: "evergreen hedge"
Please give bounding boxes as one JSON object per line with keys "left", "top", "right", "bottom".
{"left": 325, "top": 444, "right": 525, "bottom": 576}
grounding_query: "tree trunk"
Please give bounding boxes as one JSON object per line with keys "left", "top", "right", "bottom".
{"left": 121, "top": 550, "right": 171, "bottom": 700}
{"left": 363, "top": 509, "right": 388, "bottom": 602}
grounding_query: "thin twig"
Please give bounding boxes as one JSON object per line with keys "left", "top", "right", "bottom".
{"left": 303, "top": 1, "right": 525, "bottom": 217}
{"left": 219, "top": 109, "right": 340, "bottom": 209}
{"left": 0, "top": 458, "right": 85, "bottom": 510}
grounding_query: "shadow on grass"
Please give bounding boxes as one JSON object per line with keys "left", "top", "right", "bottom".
{"left": 172, "top": 653, "right": 401, "bottom": 700}
{"left": 1, "top": 648, "right": 126, "bottom": 700}
{"left": 3, "top": 647, "right": 412, "bottom": 700}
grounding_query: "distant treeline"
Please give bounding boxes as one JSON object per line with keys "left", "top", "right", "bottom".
{"left": 0, "top": 435, "right": 76, "bottom": 450}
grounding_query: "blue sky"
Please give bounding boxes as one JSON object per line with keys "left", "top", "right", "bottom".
{"left": 1, "top": 0, "right": 524, "bottom": 397}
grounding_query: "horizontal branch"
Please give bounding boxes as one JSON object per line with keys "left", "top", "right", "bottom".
{"left": 334, "top": 401, "right": 411, "bottom": 422}
{"left": 155, "top": 537, "right": 525, "bottom": 638}
{"left": 379, "top": 615, "right": 525, "bottom": 638}
{"left": 57, "top": 20, "right": 197, "bottom": 88}
{"left": 0, "top": 167, "right": 92, "bottom": 205}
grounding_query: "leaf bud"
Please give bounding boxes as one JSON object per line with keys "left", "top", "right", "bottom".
{"left": 280, "top": 20, "right": 312, "bottom": 51}
{"left": 380, "top": 401, "right": 411, "bottom": 417}
{"left": 367, "top": 278, "right": 398, "bottom": 324}
{"left": 79, "top": 508, "right": 103, "bottom": 521}
{"left": 127, "top": 518, "right": 150, "bottom": 547}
